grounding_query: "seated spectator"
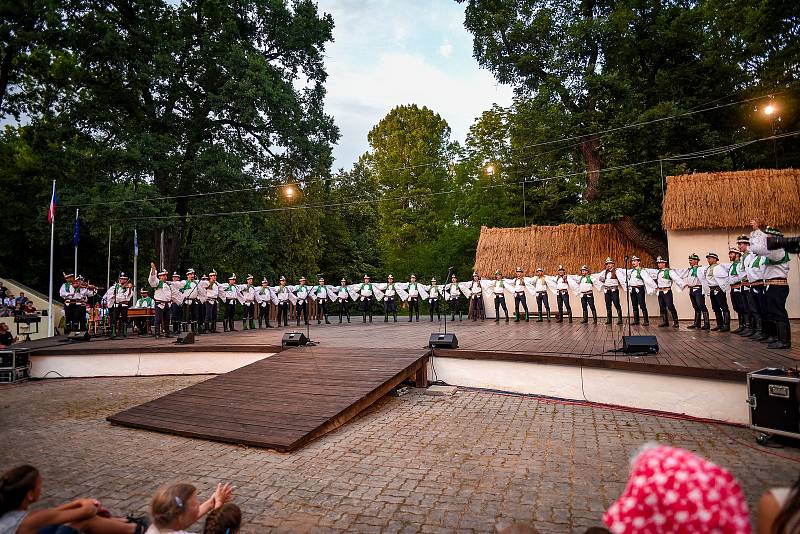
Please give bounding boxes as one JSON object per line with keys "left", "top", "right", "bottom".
{"left": 0, "top": 464, "right": 147, "bottom": 534}
{"left": 0, "top": 323, "right": 17, "bottom": 347}
{"left": 0, "top": 281, "right": 7, "bottom": 300}
{"left": 14, "top": 292, "right": 28, "bottom": 308}
{"left": 202, "top": 503, "right": 241, "bottom": 534}
{"left": 146, "top": 482, "right": 233, "bottom": 534}
{"left": 4, "top": 293, "right": 16, "bottom": 311}
{"left": 23, "top": 301, "right": 36, "bottom": 314}
{"left": 757, "top": 473, "right": 800, "bottom": 534}
{"left": 603, "top": 444, "right": 750, "bottom": 533}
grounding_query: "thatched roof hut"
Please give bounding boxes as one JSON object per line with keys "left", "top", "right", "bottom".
{"left": 473, "top": 224, "right": 653, "bottom": 276}
{"left": 662, "top": 168, "right": 800, "bottom": 231}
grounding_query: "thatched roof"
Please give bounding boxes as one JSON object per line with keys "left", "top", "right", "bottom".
{"left": 473, "top": 224, "right": 654, "bottom": 276}
{"left": 662, "top": 168, "right": 800, "bottom": 231}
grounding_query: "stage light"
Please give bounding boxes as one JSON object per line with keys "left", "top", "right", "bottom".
{"left": 764, "top": 104, "right": 776, "bottom": 116}
{"left": 284, "top": 185, "right": 295, "bottom": 199}
{"left": 485, "top": 164, "right": 495, "bottom": 175}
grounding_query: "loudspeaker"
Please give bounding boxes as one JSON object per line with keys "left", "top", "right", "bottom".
{"left": 429, "top": 332, "right": 458, "bottom": 349}
{"left": 282, "top": 332, "right": 308, "bottom": 347}
{"left": 622, "top": 335, "right": 658, "bottom": 354}
{"left": 176, "top": 331, "right": 195, "bottom": 345}
{"left": 67, "top": 331, "right": 91, "bottom": 342}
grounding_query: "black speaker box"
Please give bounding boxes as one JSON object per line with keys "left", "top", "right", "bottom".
{"left": 429, "top": 332, "right": 458, "bottom": 349}
{"left": 282, "top": 332, "right": 308, "bottom": 347}
{"left": 622, "top": 335, "right": 658, "bottom": 354}
{"left": 176, "top": 331, "right": 195, "bottom": 345}
{"left": 67, "top": 331, "right": 91, "bottom": 342}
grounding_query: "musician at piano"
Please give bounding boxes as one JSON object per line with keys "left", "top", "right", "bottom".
{"left": 130, "top": 288, "right": 155, "bottom": 336}
{"left": 103, "top": 272, "right": 133, "bottom": 338}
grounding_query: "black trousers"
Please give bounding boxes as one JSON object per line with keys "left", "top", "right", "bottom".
{"left": 428, "top": 298, "right": 440, "bottom": 320}
{"left": 657, "top": 289, "right": 677, "bottom": 314}
{"left": 535, "top": 292, "right": 550, "bottom": 314}
{"left": 205, "top": 301, "right": 218, "bottom": 330}
{"left": 243, "top": 303, "right": 255, "bottom": 320}
{"left": 408, "top": 297, "right": 420, "bottom": 320}
{"left": 469, "top": 295, "right": 485, "bottom": 320}
{"left": 709, "top": 287, "right": 729, "bottom": 312}
{"left": 361, "top": 297, "right": 374, "bottom": 320}
{"left": 581, "top": 293, "right": 597, "bottom": 319}
{"left": 296, "top": 300, "right": 309, "bottom": 324}
{"left": 384, "top": 297, "right": 397, "bottom": 318}
{"left": 556, "top": 290, "right": 571, "bottom": 316}
{"left": 689, "top": 287, "right": 707, "bottom": 312}
{"left": 258, "top": 302, "right": 271, "bottom": 326}
{"left": 111, "top": 304, "right": 128, "bottom": 333}
{"left": 765, "top": 284, "right": 789, "bottom": 324}
{"left": 448, "top": 297, "right": 460, "bottom": 317}
{"left": 70, "top": 303, "right": 87, "bottom": 332}
{"left": 338, "top": 299, "right": 350, "bottom": 320}
{"left": 170, "top": 303, "right": 181, "bottom": 332}
{"left": 604, "top": 288, "right": 622, "bottom": 317}
{"left": 154, "top": 303, "right": 170, "bottom": 335}
{"left": 628, "top": 286, "right": 648, "bottom": 321}
{"left": 494, "top": 295, "right": 509, "bottom": 319}
{"left": 730, "top": 288, "right": 744, "bottom": 314}
{"left": 277, "top": 302, "right": 290, "bottom": 326}
{"left": 514, "top": 293, "right": 528, "bottom": 317}
{"left": 315, "top": 299, "right": 328, "bottom": 321}
{"left": 182, "top": 300, "right": 200, "bottom": 330}
{"left": 224, "top": 300, "right": 237, "bottom": 330}
{"left": 64, "top": 303, "right": 76, "bottom": 333}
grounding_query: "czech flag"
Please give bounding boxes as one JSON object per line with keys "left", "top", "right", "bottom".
{"left": 47, "top": 182, "right": 57, "bottom": 224}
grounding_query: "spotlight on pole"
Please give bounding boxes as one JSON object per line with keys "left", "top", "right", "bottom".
{"left": 284, "top": 185, "right": 295, "bottom": 199}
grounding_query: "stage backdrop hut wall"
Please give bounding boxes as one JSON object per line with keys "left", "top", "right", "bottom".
{"left": 473, "top": 224, "right": 660, "bottom": 319}
{"left": 662, "top": 168, "right": 800, "bottom": 319}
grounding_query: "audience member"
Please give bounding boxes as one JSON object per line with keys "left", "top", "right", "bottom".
{"left": 22, "top": 302, "right": 36, "bottom": 314}
{"left": 757, "top": 473, "right": 800, "bottom": 534}
{"left": 0, "top": 281, "right": 7, "bottom": 300}
{"left": 3, "top": 294, "right": 15, "bottom": 315}
{"left": 146, "top": 482, "right": 233, "bottom": 534}
{"left": 14, "top": 293, "right": 28, "bottom": 308}
{"left": 603, "top": 444, "right": 751, "bottom": 533}
{"left": 202, "top": 503, "right": 241, "bottom": 534}
{"left": 0, "top": 464, "right": 147, "bottom": 534}
{"left": 0, "top": 323, "right": 16, "bottom": 348}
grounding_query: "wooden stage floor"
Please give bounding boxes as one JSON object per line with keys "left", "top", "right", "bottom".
{"left": 22, "top": 319, "right": 800, "bottom": 382}
{"left": 107, "top": 347, "right": 429, "bottom": 452}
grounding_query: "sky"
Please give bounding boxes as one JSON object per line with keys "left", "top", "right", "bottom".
{"left": 315, "top": 0, "right": 514, "bottom": 171}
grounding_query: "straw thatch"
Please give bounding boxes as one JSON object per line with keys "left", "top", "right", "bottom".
{"left": 662, "top": 168, "right": 800, "bottom": 231}
{"left": 473, "top": 224, "right": 654, "bottom": 277}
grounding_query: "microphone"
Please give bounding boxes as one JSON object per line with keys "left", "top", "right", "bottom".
{"left": 624, "top": 255, "right": 630, "bottom": 261}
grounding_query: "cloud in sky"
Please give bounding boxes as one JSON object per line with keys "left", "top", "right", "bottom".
{"left": 316, "top": 0, "right": 514, "bottom": 171}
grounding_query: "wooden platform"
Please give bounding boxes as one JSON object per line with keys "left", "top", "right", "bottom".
{"left": 107, "top": 347, "right": 429, "bottom": 452}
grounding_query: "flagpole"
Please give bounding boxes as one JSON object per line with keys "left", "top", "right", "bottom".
{"left": 73, "top": 208, "right": 79, "bottom": 278}
{"left": 106, "top": 224, "right": 112, "bottom": 291}
{"left": 47, "top": 180, "right": 56, "bottom": 337}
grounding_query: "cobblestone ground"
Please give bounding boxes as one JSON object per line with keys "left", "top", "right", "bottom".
{"left": 1, "top": 376, "right": 799, "bottom": 533}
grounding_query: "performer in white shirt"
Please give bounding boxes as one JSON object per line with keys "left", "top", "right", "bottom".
{"left": 549, "top": 266, "right": 572, "bottom": 323}
{"left": 704, "top": 252, "right": 730, "bottom": 332}
{"left": 201, "top": 270, "right": 221, "bottom": 333}
{"left": 531, "top": 268, "right": 551, "bottom": 322}
{"left": 750, "top": 221, "right": 792, "bottom": 349}
{"left": 675, "top": 253, "right": 710, "bottom": 330}
{"left": 220, "top": 274, "right": 242, "bottom": 332}
{"left": 618, "top": 256, "right": 655, "bottom": 326}
{"left": 740, "top": 235, "right": 766, "bottom": 339}
{"left": 104, "top": 272, "right": 133, "bottom": 338}
{"left": 132, "top": 288, "right": 154, "bottom": 336}
{"left": 726, "top": 248, "right": 748, "bottom": 335}
{"left": 292, "top": 276, "right": 311, "bottom": 326}
{"left": 597, "top": 258, "right": 623, "bottom": 325}
{"left": 334, "top": 278, "right": 353, "bottom": 323}
{"left": 487, "top": 270, "right": 510, "bottom": 322}
{"left": 466, "top": 273, "right": 485, "bottom": 321}
{"left": 355, "top": 275, "right": 382, "bottom": 323}
{"left": 378, "top": 275, "right": 407, "bottom": 323}
{"left": 177, "top": 268, "right": 200, "bottom": 333}
{"left": 148, "top": 263, "right": 176, "bottom": 338}
{"left": 510, "top": 267, "right": 530, "bottom": 322}
{"left": 273, "top": 276, "right": 292, "bottom": 327}
{"left": 310, "top": 276, "right": 333, "bottom": 325}
{"left": 398, "top": 274, "right": 426, "bottom": 322}
{"left": 444, "top": 274, "right": 467, "bottom": 321}
{"left": 425, "top": 277, "right": 442, "bottom": 322}
{"left": 647, "top": 257, "right": 685, "bottom": 328}
{"left": 569, "top": 265, "right": 597, "bottom": 324}
{"left": 256, "top": 277, "right": 277, "bottom": 328}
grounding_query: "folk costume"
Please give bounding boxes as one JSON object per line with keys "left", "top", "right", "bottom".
{"left": 467, "top": 273, "right": 485, "bottom": 321}
{"left": 256, "top": 278, "right": 276, "bottom": 328}
{"left": 548, "top": 266, "right": 572, "bottom": 323}
{"left": 273, "top": 277, "right": 291, "bottom": 327}
{"left": 568, "top": 266, "right": 597, "bottom": 324}
{"left": 132, "top": 288, "right": 154, "bottom": 335}
{"left": 618, "top": 257, "right": 656, "bottom": 326}
{"left": 676, "top": 254, "right": 710, "bottom": 330}
{"left": 148, "top": 266, "right": 177, "bottom": 337}
{"left": 311, "top": 277, "right": 334, "bottom": 324}
{"left": 647, "top": 257, "right": 685, "bottom": 328}
{"left": 220, "top": 274, "right": 243, "bottom": 332}
{"left": 104, "top": 273, "right": 133, "bottom": 338}
{"left": 597, "top": 258, "right": 623, "bottom": 325}
{"left": 751, "top": 227, "right": 792, "bottom": 349}
{"left": 531, "top": 268, "right": 551, "bottom": 322}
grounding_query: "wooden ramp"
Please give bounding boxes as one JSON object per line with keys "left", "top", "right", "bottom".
{"left": 107, "top": 347, "right": 429, "bottom": 452}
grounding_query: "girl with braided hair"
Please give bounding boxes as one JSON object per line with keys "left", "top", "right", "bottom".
{"left": 202, "top": 503, "right": 241, "bottom": 534}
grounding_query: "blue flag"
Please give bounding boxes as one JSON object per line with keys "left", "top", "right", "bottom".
{"left": 134, "top": 229, "right": 139, "bottom": 256}
{"left": 72, "top": 216, "right": 80, "bottom": 247}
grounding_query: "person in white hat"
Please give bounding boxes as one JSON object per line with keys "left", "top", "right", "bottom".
{"left": 356, "top": 274, "right": 383, "bottom": 323}
{"left": 675, "top": 253, "right": 710, "bottom": 330}
{"left": 310, "top": 276, "right": 333, "bottom": 324}
{"left": 59, "top": 272, "right": 80, "bottom": 334}
{"left": 597, "top": 258, "right": 623, "bottom": 325}
{"left": 510, "top": 267, "right": 531, "bottom": 322}
{"left": 571, "top": 265, "right": 598, "bottom": 324}
{"left": 201, "top": 270, "right": 220, "bottom": 333}
{"left": 750, "top": 221, "right": 791, "bottom": 349}
{"left": 424, "top": 276, "right": 442, "bottom": 321}
{"left": 220, "top": 274, "right": 242, "bottom": 332}
{"left": 103, "top": 271, "right": 133, "bottom": 338}
{"left": 489, "top": 270, "right": 510, "bottom": 322}
{"left": 132, "top": 288, "right": 155, "bottom": 335}
{"left": 466, "top": 273, "right": 485, "bottom": 321}
{"left": 444, "top": 273, "right": 468, "bottom": 321}
{"left": 334, "top": 277, "right": 353, "bottom": 323}
{"left": 397, "top": 274, "right": 427, "bottom": 322}
{"left": 726, "top": 248, "right": 748, "bottom": 335}
{"left": 551, "top": 266, "right": 572, "bottom": 323}
{"left": 531, "top": 268, "right": 551, "bottom": 322}
{"left": 647, "top": 257, "right": 684, "bottom": 328}
{"left": 237, "top": 274, "right": 257, "bottom": 330}
{"left": 177, "top": 268, "right": 200, "bottom": 334}
{"left": 704, "top": 251, "right": 730, "bottom": 332}
{"left": 272, "top": 276, "right": 291, "bottom": 327}
{"left": 256, "top": 277, "right": 276, "bottom": 328}
{"left": 148, "top": 263, "right": 177, "bottom": 337}
{"left": 739, "top": 234, "right": 765, "bottom": 339}
{"left": 617, "top": 256, "right": 656, "bottom": 326}
{"left": 292, "top": 276, "right": 311, "bottom": 326}
{"left": 377, "top": 274, "right": 407, "bottom": 322}
{"left": 169, "top": 271, "right": 183, "bottom": 334}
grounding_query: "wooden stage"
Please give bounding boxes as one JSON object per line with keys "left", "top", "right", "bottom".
{"left": 107, "top": 347, "right": 429, "bottom": 452}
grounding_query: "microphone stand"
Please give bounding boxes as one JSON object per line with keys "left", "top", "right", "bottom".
{"left": 624, "top": 255, "right": 632, "bottom": 338}
{"left": 443, "top": 266, "right": 454, "bottom": 336}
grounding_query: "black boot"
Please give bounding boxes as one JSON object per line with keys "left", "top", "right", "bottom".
{"left": 546, "top": 311, "right": 551, "bottom": 323}
{"left": 567, "top": 311, "right": 572, "bottom": 323}
{"left": 732, "top": 314, "right": 746, "bottom": 334}
{"left": 393, "top": 312, "right": 398, "bottom": 322}
{"left": 687, "top": 312, "right": 700, "bottom": 329}
{"left": 642, "top": 314, "right": 649, "bottom": 326}
{"left": 581, "top": 312, "right": 588, "bottom": 324}
{"left": 605, "top": 312, "right": 613, "bottom": 325}
{"left": 671, "top": 310, "right": 679, "bottom": 328}
{"left": 701, "top": 311, "right": 710, "bottom": 330}
{"left": 325, "top": 316, "right": 330, "bottom": 324}
{"left": 536, "top": 312, "right": 543, "bottom": 322}
{"left": 719, "top": 311, "right": 730, "bottom": 332}
{"left": 768, "top": 322, "right": 791, "bottom": 349}
{"left": 363, "top": 313, "right": 367, "bottom": 323}
{"left": 711, "top": 311, "right": 723, "bottom": 331}
{"left": 658, "top": 313, "right": 668, "bottom": 327}
{"left": 616, "top": 313, "right": 623, "bottom": 325}
{"left": 556, "top": 312, "right": 563, "bottom": 323}
{"left": 250, "top": 319, "right": 255, "bottom": 330}
{"left": 408, "top": 315, "right": 413, "bottom": 322}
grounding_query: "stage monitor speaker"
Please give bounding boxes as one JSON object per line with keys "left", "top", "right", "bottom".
{"left": 622, "top": 335, "right": 658, "bottom": 354}
{"left": 429, "top": 332, "right": 458, "bottom": 349}
{"left": 282, "top": 332, "right": 308, "bottom": 347}
{"left": 67, "top": 331, "right": 91, "bottom": 342}
{"left": 176, "top": 331, "right": 195, "bottom": 345}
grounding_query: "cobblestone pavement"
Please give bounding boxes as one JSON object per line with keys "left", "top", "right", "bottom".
{"left": 1, "top": 376, "right": 799, "bottom": 533}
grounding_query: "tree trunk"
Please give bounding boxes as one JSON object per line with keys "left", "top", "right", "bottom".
{"left": 613, "top": 215, "right": 667, "bottom": 260}
{"left": 578, "top": 135, "right": 602, "bottom": 201}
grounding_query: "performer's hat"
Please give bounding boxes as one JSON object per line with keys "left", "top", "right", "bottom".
{"left": 580, "top": 265, "right": 589, "bottom": 271}
{"left": 557, "top": 265, "right": 565, "bottom": 272}
{"left": 246, "top": 274, "right": 253, "bottom": 280}
{"left": 279, "top": 275, "right": 286, "bottom": 282}
{"left": 299, "top": 276, "right": 306, "bottom": 282}
{"left": 494, "top": 269, "right": 502, "bottom": 276}
{"left": 77, "top": 274, "right": 85, "bottom": 281}
{"left": 410, "top": 273, "right": 417, "bottom": 279}
{"left": 765, "top": 225, "right": 784, "bottom": 237}
{"left": 140, "top": 288, "right": 149, "bottom": 294}
{"left": 387, "top": 274, "right": 394, "bottom": 280}
{"left": 363, "top": 274, "right": 370, "bottom": 280}
{"left": 729, "top": 247, "right": 741, "bottom": 255}
{"left": 688, "top": 253, "right": 700, "bottom": 261}
{"left": 186, "top": 268, "right": 195, "bottom": 275}
{"left": 118, "top": 272, "right": 128, "bottom": 279}
{"left": 604, "top": 257, "right": 615, "bottom": 264}
{"left": 172, "top": 272, "right": 180, "bottom": 278}
{"left": 262, "top": 277, "right": 269, "bottom": 284}
{"left": 201, "top": 274, "right": 208, "bottom": 280}
{"left": 431, "top": 276, "right": 437, "bottom": 282}
{"left": 341, "top": 277, "right": 347, "bottom": 283}
{"left": 473, "top": 272, "right": 480, "bottom": 277}
{"left": 318, "top": 276, "right": 325, "bottom": 282}
{"left": 656, "top": 256, "right": 667, "bottom": 264}
{"left": 736, "top": 234, "right": 750, "bottom": 244}
{"left": 229, "top": 273, "right": 237, "bottom": 280}
{"left": 631, "top": 255, "right": 640, "bottom": 262}
{"left": 158, "top": 269, "right": 168, "bottom": 276}
{"left": 209, "top": 269, "right": 218, "bottom": 277}
{"left": 63, "top": 272, "right": 74, "bottom": 279}
{"left": 451, "top": 273, "right": 457, "bottom": 279}
{"left": 515, "top": 267, "right": 523, "bottom": 273}
{"left": 706, "top": 252, "right": 719, "bottom": 260}
{"left": 535, "top": 267, "right": 543, "bottom": 273}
